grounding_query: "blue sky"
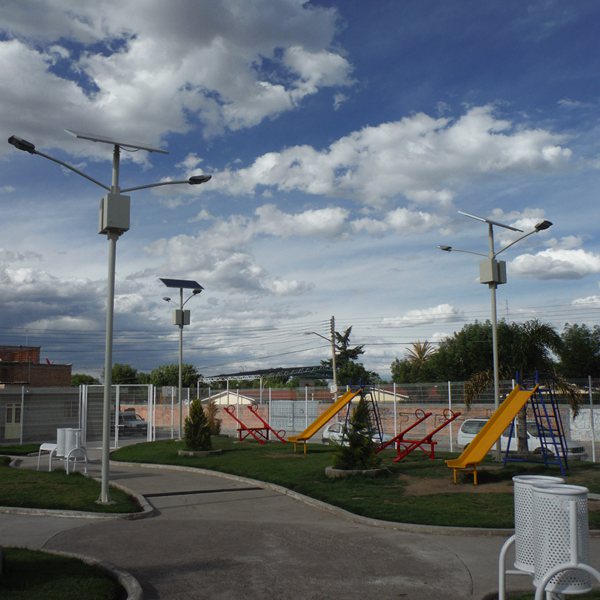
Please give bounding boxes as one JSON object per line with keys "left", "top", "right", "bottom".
{"left": 1, "top": 0, "right": 600, "bottom": 381}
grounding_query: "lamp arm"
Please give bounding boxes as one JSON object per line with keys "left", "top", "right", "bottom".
{"left": 494, "top": 229, "right": 536, "bottom": 257}
{"left": 121, "top": 179, "right": 193, "bottom": 193}
{"left": 34, "top": 149, "right": 111, "bottom": 191}
{"left": 182, "top": 292, "right": 200, "bottom": 307}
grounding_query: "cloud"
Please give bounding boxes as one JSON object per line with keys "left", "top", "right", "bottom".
{"left": 254, "top": 204, "right": 349, "bottom": 237}
{"left": 572, "top": 295, "right": 600, "bottom": 308}
{"left": 0, "top": 0, "right": 351, "bottom": 155}
{"left": 382, "top": 304, "right": 464, "bottom": 326}
{"left": 511, "top": 248, "right": 600, "bottom": 279}
{"left": 210, "top": 105, "right": 572, "bottom": 207}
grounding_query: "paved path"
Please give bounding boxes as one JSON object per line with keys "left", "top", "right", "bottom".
{"left": 3, "top": 452, "right": 599, "bottom": 599}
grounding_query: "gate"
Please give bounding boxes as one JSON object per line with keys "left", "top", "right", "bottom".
{"left": 269, "top": 400, "right": 319, "bottom": 435}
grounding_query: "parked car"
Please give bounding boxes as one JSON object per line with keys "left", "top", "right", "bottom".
{"left": 457, "top": 418, "right": 587, "bottom": 459}
{"left": 112, "top": 411, "right": 148, "bottom": 436}
{"left": 322, "top": 421, "right": 393, "bottom": 445}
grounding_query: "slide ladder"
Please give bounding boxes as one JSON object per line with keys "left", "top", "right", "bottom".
{"left": 377, "top": 409, "right": 433, "bottom": 453}
{"left": 289, "top": 388, "right": 362, "bottom": 453}
{"left": 446, "top": 384, "right": 538, "bottom": 484}
{"left": 392, "top": 409, "right": 461, "bottom": 463}
{"left": 504, "top": 379, "right": 568, "bottom": 474}
{"left": 363, "top": 388, "right": 385, "bottom": 443}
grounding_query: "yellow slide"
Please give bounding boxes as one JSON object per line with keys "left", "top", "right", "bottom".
{"left": 446, "top": 384, "right": 538, "bottom": 485}
{"left": 289, "top": 388, "right": 362, "bottom": 453}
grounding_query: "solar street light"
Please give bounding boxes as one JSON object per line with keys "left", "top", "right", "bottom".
{"left": 8, "top": 130, "right": 211, "bottom": 503}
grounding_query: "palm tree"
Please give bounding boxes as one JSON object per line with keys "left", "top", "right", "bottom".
{"left": 464, "top": 319, "right": 578, "bottom": 454}
{"left": 406, "top": 340, "right": 436, "bottom": 366}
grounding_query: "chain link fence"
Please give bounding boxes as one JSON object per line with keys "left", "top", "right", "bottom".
{"left": 2, "top": 378, "right": 598, "bottom": 460}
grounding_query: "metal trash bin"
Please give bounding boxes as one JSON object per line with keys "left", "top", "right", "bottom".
{"left": 532, "top": 484, "right": 592, "bottom": 595}
{"left": 56, "top": 428, "right": 81, "bottom": 458}
{"left": 512, "top": 475, "right": 564, "bottom": 573}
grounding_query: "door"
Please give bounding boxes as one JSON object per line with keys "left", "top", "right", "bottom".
{"left": 5, "top": 403, "right": 21, "bottom": 440}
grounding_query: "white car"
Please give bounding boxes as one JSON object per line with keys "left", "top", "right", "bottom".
{"left": 322, "top": 421, "right": 392, "bottom": 445}
{"left": 457, "top": 418, "right": 587, "bottom": 459}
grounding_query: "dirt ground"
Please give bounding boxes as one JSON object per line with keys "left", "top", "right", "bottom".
{"left": 401, "top": 471, "right": 600, "bottom": 514}
{"left": 400, "top": 472, "right": 513, "bottom": 495}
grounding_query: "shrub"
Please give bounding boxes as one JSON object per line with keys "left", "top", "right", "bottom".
{"left": 332, "top": 396, "right": 382, "bottom": 470}
{"left": 203, "top": 399, "right": 222, "bottom": 435}
{"left": 184, "top": 399, "right": 212, "bottom": 451}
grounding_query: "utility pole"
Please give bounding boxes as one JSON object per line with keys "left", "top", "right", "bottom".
{"left": 330, "top": 315, "right": 338, "bottom": 399}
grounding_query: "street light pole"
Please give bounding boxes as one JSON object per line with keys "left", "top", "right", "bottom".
{"left": 8, "top": 132, "right": 211, "bottom": 503}
{"left": 439, "top": 211, "right": 552, "bottom": 457}
{"left": 305, "top": 316, "right": 338, "bottom": 398}
{"left": 161, "top": 278, "right": 203, "bottom": 439}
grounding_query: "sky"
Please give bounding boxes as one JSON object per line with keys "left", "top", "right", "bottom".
{"left": 1, "top": 0, "right": 600, "bottom": 382}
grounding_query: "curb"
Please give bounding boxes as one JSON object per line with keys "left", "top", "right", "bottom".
{"left": 29, "top": 548, "right": 142, "bottom": 600}
{"left": 5, "top": 458, "right": 155, "bottom": 521}
{"left": 112, "top": 460, "right": 516, "bottom": 537}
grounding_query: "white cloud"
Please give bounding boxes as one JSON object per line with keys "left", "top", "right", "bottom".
{"left": 255, "top": 204, "right": 349, "bottom": 237}
{"left": 511, "top": 248, "right": 600, "bottom": 279}
{"left": 382, "top": 304, "right": 464, "bottom": 326}
{"left": 210, "top": 105, "right": 572, "bottom": 207}
{"left": 572, "top": 295, "right": 600, "bottom": 307}
{"left": 0, "top": 0, "right": 351, "bottom": 155}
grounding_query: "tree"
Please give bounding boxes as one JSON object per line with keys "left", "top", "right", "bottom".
{"left": 71, "top": 373, "right": 100, "bottom": 386}
{"left": 558, "top": 323, "right": 600, "bottom": 378}
{"left": 460, "top": 320, "right": 564, "bottom": 453}
{"left": 111, "top": 363, "right": 139, "bottom": 384}
{"left": 332, "top": 396, "right": 382, "bottom": 470}
{"left": 203, "top": 399, "right": 222, "bottom": 435}
{"left": 149, "top": 363, "right": 199, "bottom": 387}
{"left": 391, "top": 340, "right": 437, "bottom": 383}
{"left": 321, "top": 326, "right": 379, "bottom": 386}
{"left": 184, "top": 399, "right": 211, "bottom": 451}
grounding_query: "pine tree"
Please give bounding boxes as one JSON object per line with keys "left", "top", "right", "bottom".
{"left": 333, "top": 397, "right": 382, "bottom": 470}
{"left": 184, "top": 399, "right": 212, "bottom": 451}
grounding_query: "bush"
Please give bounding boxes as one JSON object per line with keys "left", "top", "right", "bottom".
{"left": 332, "top": 396, "right": 382, "bottom": 470}
{"left": 203, "top": 399, "right": 222, "bottom": 435}
{"left": 184, "top": 399, "right": 212, "bottom": 451}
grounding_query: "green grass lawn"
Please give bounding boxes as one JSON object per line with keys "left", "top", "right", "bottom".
{"left": 111, "top": 437, "right": 600, "bottom": 529}
{"left": 0, "top": 456, "right": 141, "bottom": 513}
{"left": 0, "top": 548, "right": 126, "bottom": 600}
{"left": 0, "top": 444, "right": 42, "bottom": 456}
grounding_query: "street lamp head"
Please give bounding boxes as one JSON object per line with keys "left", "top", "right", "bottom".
{"left": 8, "top": 135, "right": 36, "bottom": 154}
{"left": 192, "top": 288, "right": 203, "bottom": 295}
{"left": 534, "top": 220, "right": 552, "bottom": 232}
{"left": 438, "top": 245, "right": 453, "bottom": 252}
{"left": 188, "top": 175, "right": 212, "bottom": 185}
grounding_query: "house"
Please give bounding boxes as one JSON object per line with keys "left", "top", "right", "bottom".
{"left": 205, "top": 390, "right": 256, "bottom": 406}
{"left": 0, "top": 345, "right": 72, "bottom": 387}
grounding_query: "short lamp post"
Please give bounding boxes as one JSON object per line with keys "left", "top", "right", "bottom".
{"left": 161, "top": 278, "right": 203, "bottom": 439}
{"left": 8, "top": 132, "right": 211, "bottom": 504}
{"left": 439, "top": 211, "right": 552, "bottom": 456}
{"left": 304, "top": 316, "right": 338, "bottom": 398}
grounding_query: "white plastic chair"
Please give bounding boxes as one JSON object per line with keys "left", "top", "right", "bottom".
{"left": 36, "top": 442, "right": 58, "bottom": 471}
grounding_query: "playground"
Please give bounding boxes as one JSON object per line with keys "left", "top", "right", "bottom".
{"left": 111, "top": 434, "right": 600, "bottom": 530}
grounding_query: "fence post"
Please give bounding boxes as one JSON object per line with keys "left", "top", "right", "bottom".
{"left": 393, "top": 383, "right": 397, "bottom": 437}
{"left": 20, "top": 385, "right": 25, "bottom": 446}
{"left": 590, "top": 375, "right": 596, "bottom": 463}
{"left": 448, "top": 381, "right": 453, "bottom": 453}
{"left": 305, "top": 385, "right": 309, "bottom": 429}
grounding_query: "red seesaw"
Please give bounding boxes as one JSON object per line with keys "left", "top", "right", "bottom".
{"left": 223, "top": 405, "right": 287, "bottom": 444}
{"left": 377, "top": 409, "right": 432, "bottom": 453}
{"left": 391, "top": 408, "right": 461, "bottom": 463}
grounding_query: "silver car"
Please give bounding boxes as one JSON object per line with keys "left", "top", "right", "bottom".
{"left": 322, "top": 421, "right": 392, "bottom": 445}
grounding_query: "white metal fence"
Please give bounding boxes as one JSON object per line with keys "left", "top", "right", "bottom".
{"left": 1, "top": 378, "right": 598, "bottom": 461}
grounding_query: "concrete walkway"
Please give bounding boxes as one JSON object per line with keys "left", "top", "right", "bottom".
{"left": 3, "top": 450, "right": 599, "bottom": 599}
